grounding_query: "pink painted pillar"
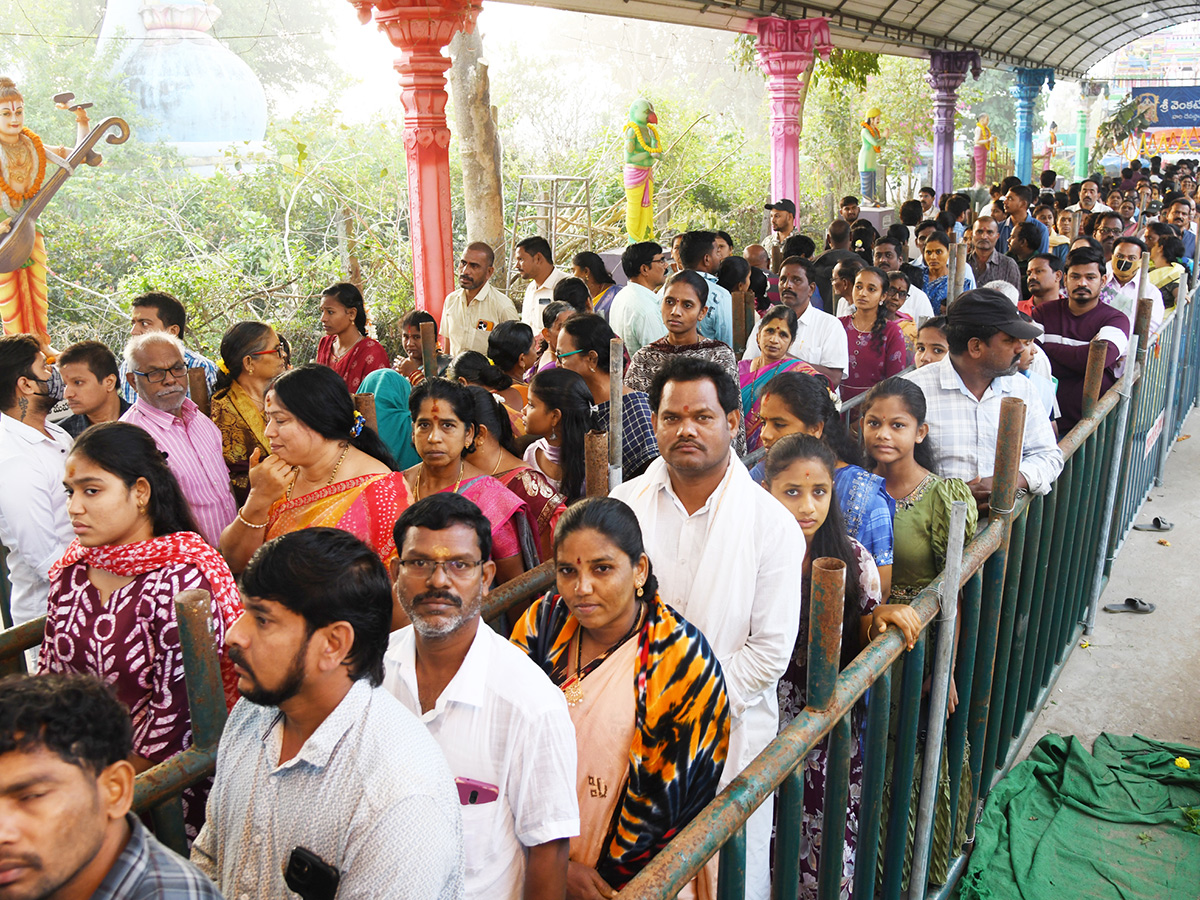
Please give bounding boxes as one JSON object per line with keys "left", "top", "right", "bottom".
{"left": 749, "top": 17, "right": 833, "bottom": 206}
{"left": 351, "top": 0, "right": 481, "bottom": 321}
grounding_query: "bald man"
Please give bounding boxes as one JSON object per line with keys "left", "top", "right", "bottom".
{"left": 744, "top": 244, "right": 770, "bottom": 271}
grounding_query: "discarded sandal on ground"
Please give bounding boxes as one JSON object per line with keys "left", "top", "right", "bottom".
{"left": 1133, "top": 517, "right": 1174, "bottom": 532}
{"left": 1103, "top": 597, "right": 1156, "bottom": 614}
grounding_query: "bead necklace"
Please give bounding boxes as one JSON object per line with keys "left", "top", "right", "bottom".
{"left": 285, "top": 443, "right": 349, "bottom": 500}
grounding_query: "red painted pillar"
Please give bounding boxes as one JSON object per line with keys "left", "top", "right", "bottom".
{"left": 351, "top": 0, "right": 480, "bottom": 321}
{"left": 748, "top": 17, "right": 833, "bottom": 208}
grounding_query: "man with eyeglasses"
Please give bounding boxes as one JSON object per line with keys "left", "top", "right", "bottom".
{"left": 0, "top": 334, "right": 74, "bottom": 632}
{"left": 609, "top": 240, "right": 669, "bottom": 355}
{"left": 120, "top": 332, "right": 236, "bottom": 546}
{"left": 117, "top": 290, "right": 219, "bottom": 405}
{"left": 1101, "top": 235, "right": 1165, "bottom": 341}
{"left": 384, "top": 493, "right": 578, "bottom": 900}
{"left": 1090, "top": 211, "right": 1126, "bottom": 262}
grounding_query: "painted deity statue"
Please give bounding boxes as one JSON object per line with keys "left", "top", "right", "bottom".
{"left": 1042, "top": 120, "right": 1059, "bottom": 173}
{"left": 972, "top": 114, "right": 994, "bottom": 189}
{"left": 622, "top": 99, "right": 661, "bottom": 243}
{"left": 0, "top": 78, "right": 95, "bottom": 352}
{"left": 858, "top": 107, "right": 886, "bottom": 206}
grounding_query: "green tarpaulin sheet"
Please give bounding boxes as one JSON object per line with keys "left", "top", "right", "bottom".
{"left": 959, "top": 733, "right": 1200, "bottom": 900}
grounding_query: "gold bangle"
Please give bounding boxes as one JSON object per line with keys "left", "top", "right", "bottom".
{"left": 236, "top": 508, "right": 268, "bottom": 530}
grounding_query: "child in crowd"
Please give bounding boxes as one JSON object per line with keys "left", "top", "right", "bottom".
{"left": 860, "top": 376, "right": 976, "bottom": 888}
{"left": 522, "top": 367, "right": 593, "bottom": 503}
{"left": 764, "top": 433, "right": 920, "bottom": 900}
{"left": 913, "top": 316, "right": 948, "bottom": 368}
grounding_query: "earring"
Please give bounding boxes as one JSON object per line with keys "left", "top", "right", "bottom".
{"left": 549, "top": 430, "right": 557, "bottom": 441}
{"left": 636, "top": 584, "right": 644, "bottom": 598}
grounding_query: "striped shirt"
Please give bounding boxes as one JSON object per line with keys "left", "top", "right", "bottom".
{"left": 121, "top": 398, "right": 237, "bottom": 546}
{"left": 92, "top": 815, "right": 224, "bottom": 899}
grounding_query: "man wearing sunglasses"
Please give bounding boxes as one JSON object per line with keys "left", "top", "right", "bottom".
{"left": 120, "top": 332, "right": 236, "bottom": 546}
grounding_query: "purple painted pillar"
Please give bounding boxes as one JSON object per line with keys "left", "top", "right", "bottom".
{"left": 926, "top": 50, "right": 982, "bottom": 198}
{"left": 749, "top": 17, "right": 833, "bottom": 206}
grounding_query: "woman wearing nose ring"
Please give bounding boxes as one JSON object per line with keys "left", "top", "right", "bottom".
{"left": 737, "top": 303, "right": 818, "bottom": 451}
{"left": 512, "top": 497, "right": 730, "bottom": 900}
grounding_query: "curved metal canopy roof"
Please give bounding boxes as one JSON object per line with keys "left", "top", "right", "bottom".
{"left": 506, "top": 0, "right": 1194, "bottom": 80}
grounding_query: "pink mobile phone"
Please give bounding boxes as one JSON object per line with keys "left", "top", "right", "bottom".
{"left": 455, "top": 777, "right": 499, "bottom": 806}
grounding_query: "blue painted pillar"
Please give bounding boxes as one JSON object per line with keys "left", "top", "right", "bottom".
{"left": 1011, "top": 67, "right": 1055, "bottom": 183}
{"left": 927, "top": 50, "right": 982, "bottom": 197}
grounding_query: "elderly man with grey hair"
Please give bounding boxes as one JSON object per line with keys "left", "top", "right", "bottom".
{"left": 120, "top": 332, "right": 236, "bottom": 546}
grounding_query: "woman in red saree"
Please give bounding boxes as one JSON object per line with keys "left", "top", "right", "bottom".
{"left": 40, "top": 423, "right": 243, "bottom": 838}
{"left": 220, "top": 364, "right": 411, "bottom": 575}
{"left": 403, "top": 378, "right": 531, "bottom": 587}
{"left": 315, "top": 282, "right": 389, "bottom": 392}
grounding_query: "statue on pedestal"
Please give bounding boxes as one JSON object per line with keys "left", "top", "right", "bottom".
{"left": 0, "top": 78, "right": 128, "bottom": 353}
{"left": 622, "top": 99, "right": 661, "bottom": 243}
{"left": 973, "top": 113, "right": 994, "bottom": 188}
{"left": 858, "top": 107, "right": 886, "bottom": 206}
{"left": 1042, "top": 120, "right": 1060, "bottom": 172}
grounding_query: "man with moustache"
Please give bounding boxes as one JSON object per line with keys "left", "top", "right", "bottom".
{"left": 1032, "top": 246, "right": 1130, "bottom": 433}
{"left": 906, "top": 289, "right": 1063, "bottom": 512}
{"left": 611, "top": 356, "right": 803, "bottom": 900}
{"left": 383, "top": 494, "right": 578, "bottom": 900}
{"left": 741, "top": 257, "right": 847, "bottom": 389}
{"left": 120, "top": 332, "right": 236, "bottom": 546}
{"left": 1164, "top": 196, "right": 1196, "bottom": 260}
{"left": 969, "top": 216, "right": 1022, "bottom": 291}
{"left": 762, "top": 199, "right": 797, "bottom": 273}
{"left": 1090, "top": 211, "right": 1126, "bottom": 262}
{"left": 1026, "top": 253, "right": 1066, "bottom": 311}
{"left": 441, "top": 242, "right": 518, "bottom": 356}
{"left": 193, "top": 528, "right": 465, "bottom": 899}
{"left": 0, "top": 335, "right": 74, "bottom": 629}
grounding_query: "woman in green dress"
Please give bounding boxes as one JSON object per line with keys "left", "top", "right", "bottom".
{"left": 861, "top": 376, "right": 978, "bottom": 888}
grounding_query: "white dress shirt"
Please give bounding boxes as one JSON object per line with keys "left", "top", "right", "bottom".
{"left": 609, "top": 281, "right": 667, "bottom": 355}
{"left": 0, "top": 414, "right": 74, "bottom": 625}
{"left": 1066, "top": 202, "right": 1113, "bottom": 214}
{"left": 905, "top": 358, "right": 1064, "bottom": 494}
{"left": 611, "top": 456, "right": 803, "bottom": 900}
{"left": 742, "top": 302, "right": 849, "bottom": 377}
{"left": 384, "top": 619, "right": 579, "bottom": 900}
{"left": 521, "top": 269, "right": 568, "bottom": 330}
{"left": 1101, "top": 268, "right": 1165, "bottom": 340}
{"left": 441, "top": 282, "right": 518, "bottom": 356}
{"left": 192, "top": 679, "right": 465, "bottom": 900}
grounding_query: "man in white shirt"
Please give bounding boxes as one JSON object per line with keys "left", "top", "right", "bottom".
{"left": 517, "top": 236, "right": 567, "bottom": 330}
{"left": 919, "top": 185, "right": 938, "bottom": 220}
{"left": 384, "top": 494, "right": 577, "bottom": 900}
{"left": 873, "top": 237, "right": 934, "bottom": 320}
{"left": 742, "top": 257, "right": 847, "bottom": 389}
{"left": 0, "top": 334, "right": 74, "bottom": 627}
{"left": 1066, "top": 178, "right": 1112, "bottom": 215}
{"left": 611, "top": 356, "right": 803, "bottom": 900}
{"left": 609, "top": 241, "right": 669, "bottom": 355}
{"left": 441, "top": 242, "right": 518, "bottom": 355}
{"left": 905, "top": 289, "right": 1064, "bottom": 513}
{"left": 1102, "top": 236, "right": 1165, "bottom": 339}
{"left": 193, "top": 527, "right": 464, "bottom": 899}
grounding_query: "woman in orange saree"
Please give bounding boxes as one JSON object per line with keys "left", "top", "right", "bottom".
{"left": 220, "top": 365, "right": 411, "bottom": 575}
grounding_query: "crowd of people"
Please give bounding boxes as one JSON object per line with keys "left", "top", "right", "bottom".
{"left": 1, "top": 154, "right": 1190, "bottom": 900}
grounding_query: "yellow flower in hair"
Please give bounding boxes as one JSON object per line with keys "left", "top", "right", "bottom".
{"left": 217, "top": 360, "right": 230, "bottom": 374}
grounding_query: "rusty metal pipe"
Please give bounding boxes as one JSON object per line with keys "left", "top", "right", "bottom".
{"left": 609, "top": 336, "right": 624, "bottom": 486}
{"left": 585, "top": 431, "right": 609, "bottom": 497}
{"left": 483, "top": 561, "right": 555, "bottom": 622}
{"left": 989, "top": 397, "right": 1026, "bottom": 516}
{"left": 0, "top": 616, "right": 43, "bottom": 665}
{"left": 1136, "top": 251, "right": 1150, "bottom": 302}
{"left": 807, "top": 558, "right": 846, "bottom": 710}
{"left": 174, "top": 591, "right": 228, "bottom": 750}
{"left": 132, "top": 747, "right": 218, "bottom": 812}
{"left": 1080, "top": 338, "right": 1110, "bottom": 421}
{"left": 420, "top": 321, "right": 438, "bottom": 382}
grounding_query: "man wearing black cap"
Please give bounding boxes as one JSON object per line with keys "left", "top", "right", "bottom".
{"left": 1032, "top": 246, "right": 1130, "bottom": 433}
{"left": 906, "top": 288, "right": 1064, "bottom": 512}
{"left": 763, "top": 199, "right": 797, "bottom": 274}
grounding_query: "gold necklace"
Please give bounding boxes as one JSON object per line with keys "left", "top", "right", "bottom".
{"left": 285, "top": 443, "right": 349, "bottom": 499}
{"left": 415, "top": 459, "right": 464, "bottom": 501}
{"left": 0, "top": 129, "right": 46, "bottom": 205}
{"left": 563, "top": 600, "right": 644, "bottom": 707}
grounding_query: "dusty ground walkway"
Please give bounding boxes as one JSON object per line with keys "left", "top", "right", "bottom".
{"left": 1018, "top": 407, "right": 1200, "bottom": 758}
